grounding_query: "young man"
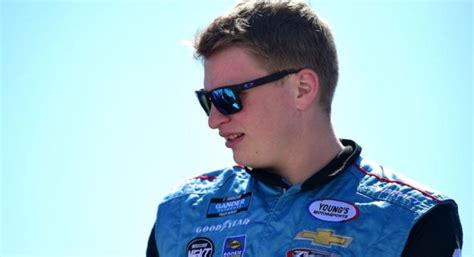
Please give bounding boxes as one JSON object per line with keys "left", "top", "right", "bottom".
{"left": 147, "top": 1, "right": 463, "bottom": 256}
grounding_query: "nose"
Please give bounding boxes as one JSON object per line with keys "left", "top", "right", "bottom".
{"left": 208, "top": 105, "right": 231, "bottom": 129}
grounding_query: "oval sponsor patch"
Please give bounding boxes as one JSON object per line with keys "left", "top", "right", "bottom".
{"left": 287, "top": 248, "right": 335, "bottom": 257}
{"left": 308, "top": 199, "right": 359, "bottom": 222}
{"left": 187, "top": 237, "right": 214, "bottom": 257}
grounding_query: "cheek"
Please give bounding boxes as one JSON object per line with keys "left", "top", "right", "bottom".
{"left": 246, "top": 91, "right": 296, "bottom": 137}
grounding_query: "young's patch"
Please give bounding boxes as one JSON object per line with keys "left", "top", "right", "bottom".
{"left": 308, "top": 199, "right": 359, "bottom": 222}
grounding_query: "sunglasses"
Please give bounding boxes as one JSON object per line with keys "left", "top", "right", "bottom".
{"left": 195, "top": 69, "right": 299, "bottom": 116}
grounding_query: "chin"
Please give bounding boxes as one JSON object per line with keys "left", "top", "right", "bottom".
{"left": 233, "top": 153, "right": 263, "bottom": 169}
{"left": 232, "top": 153, "right": 252, "bottom": 167}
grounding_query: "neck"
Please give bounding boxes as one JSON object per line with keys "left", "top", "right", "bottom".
{"left": 275, "top": 113, "right": 344, "bottom": 185}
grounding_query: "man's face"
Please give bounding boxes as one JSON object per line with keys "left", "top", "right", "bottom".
{"left": 203, "top": 46, "right": 299, "bottom": 169}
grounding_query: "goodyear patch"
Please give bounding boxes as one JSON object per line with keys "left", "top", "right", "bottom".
{"left": 222, "top": 235, "right": 246, "bottom": 257}
{"left": 207, "top": 193, "right": 252, "bottom": 218}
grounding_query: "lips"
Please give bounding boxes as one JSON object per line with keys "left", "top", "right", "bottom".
{"left": 226, "top": 133, "right": 244, "bottom": 141}
{"left": 221, "top": 132, "right": 245, "bottom": 148}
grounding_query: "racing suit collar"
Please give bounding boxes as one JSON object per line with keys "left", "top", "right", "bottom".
{"left": 245, "top": 139, "right": 362, "bottom": 191}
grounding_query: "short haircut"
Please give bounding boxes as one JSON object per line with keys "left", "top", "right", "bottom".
{"left": 195, "top": 0, "right": 339, "bottom": 114}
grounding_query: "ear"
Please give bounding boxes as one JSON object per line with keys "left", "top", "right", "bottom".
{"left": 293, "top": 68, "right": 319, "bottom": 111}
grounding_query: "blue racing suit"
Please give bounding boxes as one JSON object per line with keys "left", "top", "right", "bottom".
{"left": 147, "top": 140, "right": 462, "bottom": 257}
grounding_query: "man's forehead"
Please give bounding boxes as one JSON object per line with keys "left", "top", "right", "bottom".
{"left": 203, "top": 47, "right": 268, "bottom": 90}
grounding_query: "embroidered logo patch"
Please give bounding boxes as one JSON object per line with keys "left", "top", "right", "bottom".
{"left": 207, "top": 193, "right": 252, "bottom": 218}
{"left": 308, "top": 199, "right": 359, "bottom": 222}
{"left": 222, "top": 235, "right": 246, "bottom": 257}
{"left": 186, "top": 237, "right": 214, "bottom": 257}
{"left": 286, "top": 248, "right": 338, "bottom": 257}
{"left": 194, "top": 218, "right": 251, "bottom": 234}
{"left": 295, "top": 229, "right": 352, "bottom": 248}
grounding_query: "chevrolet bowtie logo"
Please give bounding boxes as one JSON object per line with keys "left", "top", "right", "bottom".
{"left": 295, "top": 229, "right": 352, "bottom": 248}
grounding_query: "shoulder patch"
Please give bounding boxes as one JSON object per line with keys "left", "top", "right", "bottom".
{"left": 161, "top": 167, "right": 245, "bottom": 202}
{"left": 192, "top": 175, "right": 218, "bottom": 182}
{"left": 353, "top": 161, "right": 451, "bottom": 215}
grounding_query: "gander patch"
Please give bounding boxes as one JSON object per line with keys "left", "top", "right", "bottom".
{"left": 308, "top": 199, "right": 359, "bottom": 222}
{"left": 207, "top": 193, "right": 252, "bottom": 218}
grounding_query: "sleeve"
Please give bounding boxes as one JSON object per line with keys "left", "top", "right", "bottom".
{"left": 402, "top": 203, "right": 463, "bottom": 257}
{"left": 146, "top": 225, "right": 159, "bottom": 257}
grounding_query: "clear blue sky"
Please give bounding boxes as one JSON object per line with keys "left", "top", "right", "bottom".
{"left": 1, "top": 0, "right": 472, "bottom": 256}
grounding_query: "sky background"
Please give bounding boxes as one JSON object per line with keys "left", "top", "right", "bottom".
{"left": 1, "top": 0, "right": 472, "bottom": 256}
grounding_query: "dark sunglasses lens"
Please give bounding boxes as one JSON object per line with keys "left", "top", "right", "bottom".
{"left": 197, "top": 91, "right": 212, "bottom": 115}
{"left": 211, "top": 88, "right": 241, "bottom": 115}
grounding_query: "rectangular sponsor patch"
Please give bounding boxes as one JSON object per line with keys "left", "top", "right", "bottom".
{"left": 222, "top": 235, "right": 246, "bottom": 257}
{"left": 207, "top": 193, "right": 252, "bottom": 218}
